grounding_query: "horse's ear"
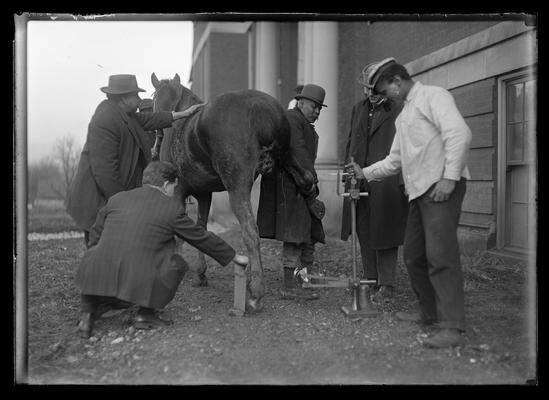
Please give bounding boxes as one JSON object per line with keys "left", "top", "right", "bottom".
{"left": 173, "top": 73, "right": 181, "bottom": 86}
{"left": 151, "top": 72, "right": 160, "bottom": 89}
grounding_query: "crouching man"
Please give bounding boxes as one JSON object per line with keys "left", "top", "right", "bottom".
{"left": 75, "top": 161, "right": 248, "bottom": 338}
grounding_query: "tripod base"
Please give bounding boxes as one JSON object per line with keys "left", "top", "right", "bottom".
{"left": 340, "top": 305, "right": 379, "bottom": 318}
{"left": 340, "top": 284, "right": 379, "bottom": 318}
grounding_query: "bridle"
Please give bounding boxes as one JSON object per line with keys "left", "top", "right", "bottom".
{"left": 151, "top": 82, "right": 183, "bottom": 113}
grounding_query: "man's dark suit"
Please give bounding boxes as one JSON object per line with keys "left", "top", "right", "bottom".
{"left": 75, "top": 185, "right": 236, "bottom": 309}
{"left": 67, "top": 100, "right": 175, "bottom": 232}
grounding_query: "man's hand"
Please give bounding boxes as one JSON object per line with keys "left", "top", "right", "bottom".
{"left": 185, "top": 103, "right": 206, "bottom": 116}
{"left": 173, "top": 103, "right": 206, "bottom": 120}
{"left": 307, "top": 198, "right": 326, "bottom": 220}
{"left": 233, "top": 254, "right": 249, "bottom": 267}
{"left": 429, "top": 178, "right": 456, "bottom": 202}
{"left": 344, "top": 162, "right": 366, "bottom": 180}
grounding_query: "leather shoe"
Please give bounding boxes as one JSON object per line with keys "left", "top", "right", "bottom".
{"left": 134, "top": 312, "right": 173, "bottom": 329}
{"left": 76, "top": 312, "right": 93, "bottom": 338}
{"left": 395, "top": 311, "right": 436, "bottom": 325}
{"left": 422, "top": 328, "right": 464, "bottom": 348}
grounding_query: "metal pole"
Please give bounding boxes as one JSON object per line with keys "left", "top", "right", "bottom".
{"left": 350, "top": 196, "right": 357, "bottom": 281}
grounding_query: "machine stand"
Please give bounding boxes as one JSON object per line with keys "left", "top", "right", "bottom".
{"left": 341, "top": 283, "right": 379, "bottom": 318}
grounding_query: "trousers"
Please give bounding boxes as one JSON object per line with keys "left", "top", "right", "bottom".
{"left": 282, "top": 242, "right": 315, "bottom": 269}
{"left": 403, "top": 178, "right": 467, "bottom": 331}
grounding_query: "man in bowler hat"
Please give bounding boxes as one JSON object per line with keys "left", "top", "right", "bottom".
{"left": 258, "top": 84, "right": 327, "bottom": 300}
{"left": 67, "top": 74, "right": 203, "bottom": 247}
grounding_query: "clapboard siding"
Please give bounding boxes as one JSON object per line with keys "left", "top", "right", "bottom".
{"left": 467, "top": 148, "right": 495, "bottom": 181}
{"left": 451, "top": 78, "right": 496, "bottom": 117}
{"left": 460, "top": 211, "right": 495, "bottom": 229}
{"left": 462, "top": 181, "right": 494, "bottom": 214}
{"left": 466, "top": 113, "right": 496, "bottom": 148}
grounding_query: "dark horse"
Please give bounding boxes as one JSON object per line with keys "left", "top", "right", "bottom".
{"left": 151, "top": 73, "right": 313, "bottom": 312}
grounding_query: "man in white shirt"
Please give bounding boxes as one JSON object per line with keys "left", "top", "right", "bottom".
{"left": 347, "top": 59, "right": 472, "bottom": 348}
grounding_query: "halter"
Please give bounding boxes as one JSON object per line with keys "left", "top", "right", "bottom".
{"left": 151, "top": 83, "right": 184, "bottom": 113}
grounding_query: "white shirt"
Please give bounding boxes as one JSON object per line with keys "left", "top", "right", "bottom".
{"left": 363, "top": 81, "right": 472, "bottom": 201}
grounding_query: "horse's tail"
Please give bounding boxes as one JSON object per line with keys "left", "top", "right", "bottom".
{"left": 248, "top": 101, "right": 289, "bottom": 176}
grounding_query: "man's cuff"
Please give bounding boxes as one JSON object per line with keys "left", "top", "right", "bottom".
{"left": 442, "top": 170, "right": 462, "bottom": 181}
{"left": 362, "top": 167, "right": 374, "bottom": 181}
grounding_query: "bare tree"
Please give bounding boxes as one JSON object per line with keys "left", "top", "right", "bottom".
{"left": 51, "top": 134, "right": 81, "bottom": 205}
{"left": 27, "top": 157, "right": 61, "bottom": 206}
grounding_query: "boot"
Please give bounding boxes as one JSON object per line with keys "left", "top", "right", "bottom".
{"left": 280, "top": 267, "right": 319, "bottom": 301}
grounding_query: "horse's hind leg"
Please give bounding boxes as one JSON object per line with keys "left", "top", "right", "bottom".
{"left": 226, "top": 187, "right": 265, "bottom": 313}
{"left": 191, "top": 193, "right": 212, "bottom": 287}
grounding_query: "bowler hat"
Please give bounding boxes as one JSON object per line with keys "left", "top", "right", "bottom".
{"left": 100, "top": 74, "right": 146, "bottom": 95}
{"left": 295, "top": 84, "right": 327, "bottom": 107}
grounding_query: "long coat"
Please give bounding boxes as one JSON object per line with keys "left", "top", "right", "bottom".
{"left": 340, "top": 98, "right": 408, "bottom": 249}
{"left": 75, "top": 185, "right": 236, "bottom": 309}
{"left": 257, "top": 107, "right": 325, "bottom": 244}
{"left": 66, "top": 100, "right": 174, "bottom": 231}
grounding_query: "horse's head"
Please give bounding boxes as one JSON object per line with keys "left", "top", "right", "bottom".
{"left": 151, "top": 72, "right": 202, "bottom": 112}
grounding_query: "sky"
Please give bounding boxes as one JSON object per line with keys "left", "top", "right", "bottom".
{"left": 25, "top": 20, "right": 194, "bottom": 163}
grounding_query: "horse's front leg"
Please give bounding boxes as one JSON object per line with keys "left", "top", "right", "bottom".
{"left": 227, "top": 188, "right": 265, "bottom": 313}
{"left": 191, "top": 193, "right": 212, "bottom": 287}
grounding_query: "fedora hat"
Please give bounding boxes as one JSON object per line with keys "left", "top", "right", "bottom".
{"left": 295, "top": 84, "right": 327, "bottom": 107}
{"left": 100, "top": 74, "right": 146, "bottom": 95}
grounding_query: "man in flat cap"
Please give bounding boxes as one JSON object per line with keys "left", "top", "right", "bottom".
{"left": 67, "top": 74, "right": 203, "bottom": 248}
{"left": 347, "top": 59, "right": 472, "bottom": 348}
{"left": 258, "top": 84, "right": 327, "bottom": 301}
{"left": 341, "top": 58, "right": 408, "bottom": 304}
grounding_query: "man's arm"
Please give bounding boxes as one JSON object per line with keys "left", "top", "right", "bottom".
{"left": 347, "top": 129, "right": 402, "bottom": 181}
{"left": 133, "top": 110, "right": 175, "bottom": 132}
{"left": 426, "top": 88, "right": 472, "bottom": 202}
{"left": 427, "top": 88, "right": 472, "bottom": 181}
{"left": 171, "top": 207, "right": 236, "bottom": 266}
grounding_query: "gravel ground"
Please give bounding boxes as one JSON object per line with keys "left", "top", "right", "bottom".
{"left": 23, "top": 225, "right": 537, "bottom": 385}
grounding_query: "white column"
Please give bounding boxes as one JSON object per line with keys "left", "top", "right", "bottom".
{"left": 299, "top": 21, "right": 339, "bottom": 165}
{"left": 254, "top": 22, "right": 278, "bottom": 97}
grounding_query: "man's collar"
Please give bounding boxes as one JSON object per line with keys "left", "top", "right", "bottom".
{"left": 405, "top": 81, "right": 421, "bottom": 103}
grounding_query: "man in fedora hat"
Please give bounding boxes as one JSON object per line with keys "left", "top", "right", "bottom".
{"left": 67, "top": 74, "right": 204, "bottom": 247}
{"left": 346, "top": 59, "right": 472, "bottom": 348}
{"left": 258, "top": 83, "right": 327, "bottom": 301}
{"left": 341, "top": 58, "right": 408, "bottom": 305}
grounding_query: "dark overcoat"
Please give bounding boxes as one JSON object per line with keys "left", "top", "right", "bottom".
{"left": 75, "top": 185, "right": 236, "bottom": 309}
{"left": 257, "top": 108, "right": 325, "bottom": 244}
{"left": 340, "top": 98, "right": 408, "bottom": 249}
{"left": 66, "top": 100, "right": 174, "bottom": 231}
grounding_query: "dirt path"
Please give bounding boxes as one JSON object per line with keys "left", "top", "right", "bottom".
{"left": 25, "top": 229, "right": 536, "bottom": 384}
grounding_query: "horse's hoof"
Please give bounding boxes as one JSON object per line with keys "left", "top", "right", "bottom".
{"left": 245, "top": 298, "right": 264, "bottom": 313}
{"left": 191, "top": 275, "right": 208, "bottom": 287}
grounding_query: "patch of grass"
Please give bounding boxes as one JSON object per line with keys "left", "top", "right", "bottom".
{"left": 28, "top": 206, "right": 80, "bottom": 233}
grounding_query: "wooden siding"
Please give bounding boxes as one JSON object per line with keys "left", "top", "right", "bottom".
{"left": 462, "top": 181, "right": 495, "bottom": 214}
{"left": 466, "top": 113, "right": 496, "bottom": 148}
{"left": 468, "top": 148, "right": 496, "bottom": 181}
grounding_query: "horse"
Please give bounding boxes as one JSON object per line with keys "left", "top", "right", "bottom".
{"left": 151, "top": 73, "right": 313, "bottom": 312}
